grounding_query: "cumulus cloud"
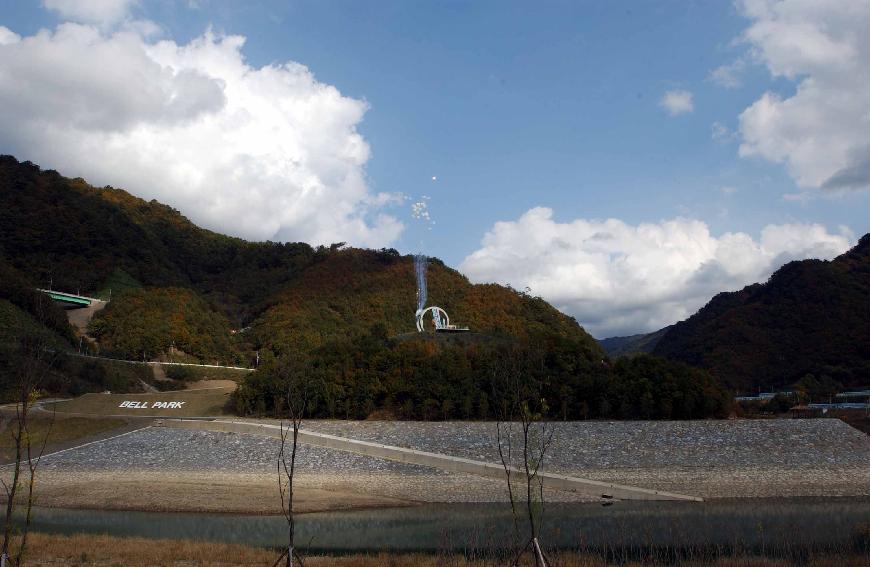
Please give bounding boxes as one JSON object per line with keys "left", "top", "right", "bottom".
{"left": 460, "top": 208, "right": 853, "bottom": 337}
{"left": 0, "top": 27, "right": 20, "bottom": 46}
{"left": 659, "top": 89, "right": 694, "bottom": 116}
{"left": 710, "top": 57, "right": 747, "bottom": 88}
{"left": 736, "top": 0, "right": 870, "bottom": 192}
{"left": 0, "top": 22, "right": 402, "bottom": 247}
{"left": 43, "top": 0, "right": 138, "bottom": 27}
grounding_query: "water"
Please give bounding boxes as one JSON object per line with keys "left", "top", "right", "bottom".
{"left": 414, "top": 253, "right": 427, "bottom": 314}
{"left": 20, "top": 498, "right": 870, "bottom": 553}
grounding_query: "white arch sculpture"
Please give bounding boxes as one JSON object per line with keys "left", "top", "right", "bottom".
{"left": 416, "top": 306, "right": 450, "bottom": 332}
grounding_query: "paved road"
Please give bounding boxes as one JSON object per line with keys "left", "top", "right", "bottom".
{"left": 65, "top": 299, "right": 107, "bottom": 339}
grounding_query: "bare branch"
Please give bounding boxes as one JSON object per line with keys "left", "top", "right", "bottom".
{"left": 492, "top": 347, "right": 555, "bottom": 567}
{"left": 271, "top": 357, "right": 315, "bottom": 567}
{"left": 3, "top": 299, "right": 60, "bottom": 566}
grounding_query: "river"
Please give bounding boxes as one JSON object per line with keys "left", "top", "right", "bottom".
{"left": 21, "top": 497, "right": 870, "bottom": 554}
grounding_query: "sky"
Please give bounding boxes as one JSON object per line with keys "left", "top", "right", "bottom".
{"left": 1, "top": 0, "right": 869, "bottom": 337}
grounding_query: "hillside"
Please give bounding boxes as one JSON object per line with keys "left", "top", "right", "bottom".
{"left": 653, "top": 235, "right": 870, "bottom": 391}
{"left": 0, "top": 156, "right": 737, "bottom": 419}
{"left": 0, "top": 264, "right": 150, "bottom": 400}
{"left": 0, "top": 155, "right": 602, "bottom": 362}
{"left": 598, "top": 327, "right": 670, "bottom": 358}
{"left": 88, "top": 287, "right": 239, "bottom": 364}
{"left": 251, "top": 249, "right": 595, "bottom": 354}
{"left": 0, "top": 156, "right": 314, "bottom": 327}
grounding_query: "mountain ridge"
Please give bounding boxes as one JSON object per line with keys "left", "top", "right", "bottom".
{"left": 652, "top": 235, "right": 870, "bottom": 391}
{"left": 598, "top": 327, "right": 670, "bottom": 358}
{"left": 0, "top": 155, "right": 602, "bottom": 362}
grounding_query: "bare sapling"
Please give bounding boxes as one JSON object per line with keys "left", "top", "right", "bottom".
{"left": 13, "top": 397, "right": 53, "bottom": 567}
{"left": 516, "top": 399, "right": 555, "bottom": 567}
{"left": 493, "top": 362, "right": 520, "bottom": 546}
{"left": 2, "top": 313, "right": 57, "bottom": 567}
{"left": 273, "top": 358, "right": 313, "bottom": 567}
{"left": 492, "top": 350, "right": 556, "bottom": 567}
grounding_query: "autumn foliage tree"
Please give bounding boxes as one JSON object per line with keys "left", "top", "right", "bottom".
{"left": 234, "top": 327, "right": 730, "bottom": 421}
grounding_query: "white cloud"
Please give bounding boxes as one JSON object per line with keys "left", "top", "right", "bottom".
{"left": 659, "top": 89, "right": 694, "bottom": 116}
{"left": 736, "top": 0, "right": 870, "bottom": 192}
{"left": 460, "top": 207, "right": 853, "bottom": 337}
{"left": 0, "top": 23, "right": 402, "bottom": 247}
{"left": 711, "top": 121, "right": 736, "bottom": 143}
{"left": 710, "top": 57, "right": 747, "bottom": 88}
{"left": 720, "top": 186, "right": 738, "bottom": 195}
{"left": 0, "top": 27, "right": 20, "bottom": 46}
{"left": 43, "top": 0, "right": 138, "bottom": 27}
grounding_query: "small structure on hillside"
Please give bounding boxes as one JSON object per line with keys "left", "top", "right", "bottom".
{"left": 413, "top": 254, "right": 469, "bottom": 334}
{"left": 415, "top": 305, "right": 469, "bottom": 333}
{"left": 37, "top": 288, "right": 98, "bottom": 309}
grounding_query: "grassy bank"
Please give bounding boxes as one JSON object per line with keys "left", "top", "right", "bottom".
{"left": 0, "top": 416, "right": 126, "bottom": 462}
{"left": 11, "top": 533, "right": 870, "bottom": 566}
{"left": 46, "top": 387, "right": 234, "bottom": 417}
{"left": 161, "top": 364, "right": 252, "bottom": 382}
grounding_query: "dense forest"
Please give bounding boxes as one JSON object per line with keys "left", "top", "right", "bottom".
{"left": 234, "top": 326, "right": 731, "bottom": 421}
{"left": 88, "top": 287, "right": 239, "bottom": 364}
{"left": 249, "top": 249, "right": 593, "bottom": 354}
{"left": 653, "top": 235, "right": 870, "bottom": 391}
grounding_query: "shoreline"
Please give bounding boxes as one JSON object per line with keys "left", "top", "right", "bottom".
{"left": 20, "top": 494, "right": 870, "bottom": 517}
{"left": 11, "top": 500, "right": 870, "bottom": 565}
{"left": 18, "top": 499, "right": 419, "bottom": 517}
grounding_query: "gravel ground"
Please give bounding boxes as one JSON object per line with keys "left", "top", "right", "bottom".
{"left": 298, "top": 419, "right": 870, "bottom": 499}
{"left": 36, "top": 427, "right": 592, "bottom": 505}
{"left": 30, "top": 419, "right": 870, "bottom": 504}
{"left": 302, "top": 419, "right": 870, "bottom": 471}
{"left": 41, "top": 428, "right": 437, "bottom": 475}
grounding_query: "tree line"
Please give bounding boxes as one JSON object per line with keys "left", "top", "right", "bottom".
{"left": 234, "top": 326, "right": 731, "bottom": 421}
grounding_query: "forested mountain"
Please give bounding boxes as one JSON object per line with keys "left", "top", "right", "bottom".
{"left": 0, "top": 155, "right": 312, "bottom": 326}
{"left": 250, "top": 249, "right": 592, "bottom": 355}
{"left": 598, "top": 327, "right": 670, "bottom": 358}
{"left": 653, "top": 235, "right": 870, "bottom": 391}
{"left": 0, "top": 155, "right": 734, "bottom": 418}
{"left": 4, "top": 154, "right": 865, "bottom": 419}
{"left": 0, "top": 155, "right": 600, "bottom": 360}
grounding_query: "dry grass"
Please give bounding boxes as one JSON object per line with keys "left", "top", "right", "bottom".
{"left": 46, "top": 388, "right": 234, "bottom": 417}
{"left": 0, "top": 416, "right": 126, "bottom": 461}
{"left": 185, "top": 380, "right": 239, "bottom": 391}
{"left": 13, "top": 533, "right": 870, "bottom": 567}
{"left": 19, "top": 533, "right": 274, "bottom": 566}
{"left": 22, "top": 470, "right": 412, "bottom": 514}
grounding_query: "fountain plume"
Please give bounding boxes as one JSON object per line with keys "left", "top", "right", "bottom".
{"left": 414, "top": 254, "right": 427, "bottom": 318}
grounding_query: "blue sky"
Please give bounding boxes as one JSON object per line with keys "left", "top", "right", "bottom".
{"left": 184, "top": 1, "right": 855, "bottom": 260}
{"left": 1, "top": 1, "right": 868, "bottom": 336}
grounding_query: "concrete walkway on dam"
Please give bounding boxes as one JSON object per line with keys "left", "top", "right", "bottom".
{"left": 162, "top": 418, "right": 704, "bottom": 502}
